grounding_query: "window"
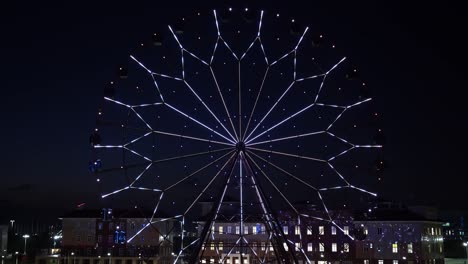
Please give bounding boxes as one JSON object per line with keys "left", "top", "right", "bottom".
{"left": 130, "top": 223, "right": 135, "bottom": 230}
{"left": 332, "top": 243, "right": 337, "bottom": 252}
{"left": 244, "top": 226, "right": 248, "bottom": 234}
{"left": 97, "top": 235, "right": 102, "bottom": 243}
{"left": 235, "top": 226, "right": 240, "bottom": 234}
{"left": 252, "top": 226, "right": 257, "bottom": 234}
{"left": 283, "top": 226, "right": 289, "bottom": 235}
{"left": 219, "top": 226, "right": 223, "bottom": 234}
{"left": 87, "top": 235, "right": 92, "bottom": 242}
{"left": 252, "top": 242, "right": 257, "bottom": 250}
{"left": 344, "top": 243, "right": 350, "bottom": 252}
{"left": 261, "top": 242, "right": 266, "bottom": 251}
{"left": 270, "top": 243, "right": 274, "bottom": 251}
{"left": 319, "top": 226, "right": 324, "bottom": 235}
{"left": 219, "top": 242, "right": 223, "bottom": 251}
{"left": 307, "top": 243, "right": 313, "bottom": 252}
{"left": 295, "top": 242, "right": 301, "bottom": 251}
{"left": 344, "top": 226, "right": 349, "bottom": 235}
{"left": 210, "top": 243, "right": 215, "bottom": 251}
{"left": 261, "top": 225, "right": 265, "bottom": 233}
{"left": 439, "top": 244, "right": 443, "bottom": 253}
{"left": 364, "top": 260, "right": 369, "bottom": 264}
{"left": 431, "top": 227, "right": 434, "bottom": 235}
{"left": 227, "top": 226, "right": 232, "bottom": 234}
{"left": 364, "top": 227, "right": 368, "bottom": 235}
{"left": 377, "top": 227, "right": 383, "bottom": 235}
{"left": 331, "top": 226, "right": 337, "bottom": 235}
{"left": 283, "top": 242, "right": 288, "bottom": 251}
{"left": 319, "top": 243, "right": 325, "bottom": 252}
{"left": 98, "top": 223, "right": 103, "bottom": 230}
{"left": 295, "top": 225, "right": 301, "bottom": 235}
{"left": 378, "top": 260, "right": 384, "bottom": 264}
{"left": 392, "top": 243, "right": 398, "bottom": 253}
{"left": 307, "top": 226, "right": 312, "bottom": 235}
{"left": 408, "top": 243, "right": 413, "bottom": 254}
{"left": 76, "top": 234, "right": 81, "bottom": 242}
{"left": 393, "top": 261, "right": 398, "bottom": 264}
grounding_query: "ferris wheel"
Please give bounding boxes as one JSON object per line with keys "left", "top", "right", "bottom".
{"left": 89, "top": 7, "right": 384, "bottom": 264}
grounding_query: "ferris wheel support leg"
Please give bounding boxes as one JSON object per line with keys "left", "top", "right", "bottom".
{"left": 189, "top": 153, "right": 239, "bottom": 264}
{"left": 242, "top": 154, "right": 299, "bottom": 264}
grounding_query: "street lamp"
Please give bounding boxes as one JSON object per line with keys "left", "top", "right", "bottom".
{"left": 107, "top": 252, "right": 111, "bottom": 264}
{"left": 15, "top": 252, "right": 19, "bottom": 264}
{"left": 463, "top": 242, "right": 468, "bottom": 264}
{"left": 71, "top": 252, "right": 75, "bottom": 264}
{"left": 22, "top": 235, "right": 30, "bottom": 255}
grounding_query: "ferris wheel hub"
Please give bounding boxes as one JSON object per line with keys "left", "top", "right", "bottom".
{"left": 236, "top": 141, "right": 246, "bottom": 152}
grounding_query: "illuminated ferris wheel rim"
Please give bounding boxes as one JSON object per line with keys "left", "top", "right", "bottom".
{"left": 92, "top": 7, "right": 383, "bottom": 262}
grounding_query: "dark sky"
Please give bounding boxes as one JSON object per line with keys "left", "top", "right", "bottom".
{"left": 1, "top": 1, "right": 467, "bottom": 221}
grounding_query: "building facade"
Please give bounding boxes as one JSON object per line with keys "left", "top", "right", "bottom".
{"left": 37, "top": 209, "right": 177, "bottom": 264}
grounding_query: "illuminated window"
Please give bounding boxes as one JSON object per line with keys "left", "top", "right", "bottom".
{"left": 227, "top": 226, "right": 232, "bottom": 234}
{"left": 408, "top": 243, "right": 413, "bottom": 254}
{"left": 295, "top": 225, "right": 301, "bottom": 235}
{"left": 331, "top": 226, "right": 337, "bottom": 235}
{"left": 344, "top": 243, "right": 349, "bottom": 252}
{"left": 392, "top": 243, "right": 398, "bottom": 253}
{"left": 261, "top": 225, "right": 265, "bottom": 233}
{"left": 270, "top": 243, "right": 274, "bottom": 251}
{"left": 252, "top": 226, "right": 257, "bottom": 234}
{"left": 377, "top": 227, "right": 383, "bottom": 235}
{"left": 332, "top": 243, "right": 337, "bottom": 252}
{"left": 252, "top": 242, "right": 257, "bottom": 250}
{"left": 235, "top": 226, "right": 240, "bottom": 234}
{"left": 378, "top": 260, "right": 384, "bottom": 264}
{"left": 244, "top": 226, "right": 248, "bottom": 234}
{"left": 307, "top": 226, "right": 312, "bottom": 235}
{"left": 210, "top": 243, "right": 215, "bottom": 251}
{"left": 319, "top": 226, "right": 324, "bottom": 235}
{"left": 295, "top": 242, "right": 301, "bottom": 251}
{"left": 307, "top": 243, "right": 313, "bottom": 252}
{"left": 283, "top": 226, "right": 289, "bottom": 235}
{"left": 261, "top": 242, "right": 266, "bottom": 251}
{"left": 364, "top": 227, "right": 368, "bottom": 235}
{"left": 319, "top": 243, "right": 325, "bottom": 252}
{"left": 344, "top": 226, "right": 349, "bottom": 235}
{"left": 393, "top": 260, "right": 398, "bottom": 264}
{"left": 219, "top": 242, "right": 223, "bottom": 251}
{"left": 431, "top": 228, "right": 434, "bottom": 235}
{"left": 283, "top": 242, "right": 289, "bottom": 251}
{"left": 210, "top": 259, "right": 214, "bottom": 264}
{"left": 364, "top": 260, "right": 369, "bottom": 264}
{"left": 219, "top": 226, "right": 223, "bottom": 234}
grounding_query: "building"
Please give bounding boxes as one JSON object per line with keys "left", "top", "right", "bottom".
{"left": 354, "top": 208, "right": 445, "bottom": 264}
{"left": 36, "top": 208, "right": 178, "bottom": 264}
{"left": 195, "top": 201, "right": 445, "bottom": 264}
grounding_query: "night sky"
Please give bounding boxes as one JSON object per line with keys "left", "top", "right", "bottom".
{"left": 1, "top": 1, "right": 467, "bottom": 221}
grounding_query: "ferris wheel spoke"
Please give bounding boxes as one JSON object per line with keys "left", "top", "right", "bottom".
{"left": 247, "top": 146, "right": 327, "bottom": 163}
{"left": 246, "top": 131, "right": 325, "bottom": 147}
{"left": 241, "top": 237, "right": 264, "bottom": 264}
{"left": 243, "top": 81, "right": 295, "bottom": 142}
{"left": 127, "top": 215, "right": 182, "bottom": 243}
{"left": 326, "top": 162, "right": 377, "bottom": 196}
{"left": 151, "top": 129, "right": 234, "bottom": 146}
{"left": 210, "top": 67, "right": 239, "bottom": 141}
{"left": 183, "top": 152, "right": 237, "bottom": 215}
{"left": 164, "top": 150, "right": 234, "bottom": 192}
{"left": 182, "top": 80, "right": 237, "bottom": 142}
{"left": 312, "top": 57, "right": 346, "bottom": 103}
{"left": 164, "top": 103, "right": 236, "bottom": 144}
{"left": 244, "top": 153, "right": 299, "bottom": 215}
{"left": 243, "top": 66, "right": 270, "bottom": 142}
{"left": 246, "top": 150, "right": 318, "bottom": 191}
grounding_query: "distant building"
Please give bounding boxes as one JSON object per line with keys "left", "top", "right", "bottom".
{"left": 37, "top": 208, "right": 178, "bottom": 264}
